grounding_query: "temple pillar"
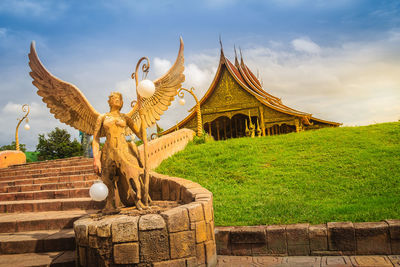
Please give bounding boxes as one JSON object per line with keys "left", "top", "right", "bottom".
{"left": 208, "top": 122, "right": 212, "bottom": 137}
{"left": 223, "top": 119, "right": 227, "bottom": 139}
{"left": 259, "top": 106, "right": 266, "bottom": 136}
{"left": 216, "top": 121, "right": 220, "bottom": 140}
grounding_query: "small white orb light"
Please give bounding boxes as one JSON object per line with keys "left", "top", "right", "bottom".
{"left": 89, "top": 181, "right": 108, "bottom": 201}
{"left": 178, "top": 98, "right": 186, "bottom": 106}
{"left": 137, "top": 79, "right": 155, "bottom": 98}
{"left": 24, "top": 124, "right": 30, "bottom": 130}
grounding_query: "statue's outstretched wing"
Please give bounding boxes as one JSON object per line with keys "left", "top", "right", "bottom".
{"left": 126, "top": 38, "right": 185, "bottom": 130}
{"left": 28, "top": 41, "right": 101, "bottom": 135}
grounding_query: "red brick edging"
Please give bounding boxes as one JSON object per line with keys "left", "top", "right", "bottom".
{"left": 215, "top": 221, "right": 400, "bottom": 257}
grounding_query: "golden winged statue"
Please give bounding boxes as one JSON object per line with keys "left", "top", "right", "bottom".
{"left": 28, "top": 39, "right": 185, "bottom": 212}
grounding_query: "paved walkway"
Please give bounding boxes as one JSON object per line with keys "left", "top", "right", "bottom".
{"left": 217, "top": 255, "right": 400, "bottom": 266}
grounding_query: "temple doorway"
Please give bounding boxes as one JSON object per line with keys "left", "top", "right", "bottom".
{"left": 204, "top": 113, "right": 263, "bottom": 140}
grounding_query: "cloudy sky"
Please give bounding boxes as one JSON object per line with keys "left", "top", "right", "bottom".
{"left": 1, "top": 0, "right": 399, "bottom": 150}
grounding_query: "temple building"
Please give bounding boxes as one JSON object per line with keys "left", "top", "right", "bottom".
{"left": 162, "top": 45, "right": 341, "bottom": 140}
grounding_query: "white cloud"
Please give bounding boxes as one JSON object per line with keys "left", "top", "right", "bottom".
{"left": 153, "top": 57, "right": 172, "bottom": 78}
{"left": 292, "top": 38, "right": 321, "bottom": 54}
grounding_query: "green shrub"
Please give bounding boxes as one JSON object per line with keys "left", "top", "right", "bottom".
{"left": 36, "top": 127, "right": 82, "bottom": 160}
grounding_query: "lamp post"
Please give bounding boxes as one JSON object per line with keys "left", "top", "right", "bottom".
{"left": 178, "top": 87, "right": 202, "bottom": 137}
{"left": 15, "top": 104, "right": 30, "bottom": 151}
{"left": 131, "top": 57, "right": 154, "bottom": 206}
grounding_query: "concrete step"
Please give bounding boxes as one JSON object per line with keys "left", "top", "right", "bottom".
{"left": 0, "top": 180, "right": 95, "bottom": 194}
{"left": 0, "top": 251, "right": 75, "bottom": 267}
{"left": 0, "top": 210, "right": 98, "bottom": 233}
{"left": 0, "top": 198, "right": 104, "bottom": 213}
{"left": 0, "top": 229, "right": 75, "bottom": 254}
{"left": 0, "top": 188, "right": 91, "bottom": 201}
{"left": 0, "top": 157, "right": 92, "bottom": 175}
{"left": 0, "top": 174, "right": 98, "bottom": 189}
{"left": 0, "top": 165, "right": 94, "bottom": 180}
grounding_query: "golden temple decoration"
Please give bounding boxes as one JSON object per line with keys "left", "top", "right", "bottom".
{"left": 178, "top": 87, "right": 202, "bottom": 137}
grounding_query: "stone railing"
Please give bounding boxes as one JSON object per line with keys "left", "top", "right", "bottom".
{"left": 215, "top": 221, "right": 400, "bottom": 256}
{"left": 74, "top": 171, "right": 217, "bottom": 267}
{"left": 138, "top": 128, "right": 195, "bottom": 170}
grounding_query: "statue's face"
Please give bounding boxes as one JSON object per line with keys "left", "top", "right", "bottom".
{"left": 108, "top": 93, "right": 123, "bottom": 110}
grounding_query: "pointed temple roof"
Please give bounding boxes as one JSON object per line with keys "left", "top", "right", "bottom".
{"left": 162, "top": 45, "right": 341, "bottom": 135}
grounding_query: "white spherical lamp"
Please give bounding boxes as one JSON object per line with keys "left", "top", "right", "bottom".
{"left": 24, "top": 124, "right": 30, "bottom": 130}
{"left": 137, "top": 79, "right": 155, "bottom": 98}
{"left": 178, "top": 98, "right": 185, "bottom": 106}
{"left": 89, "top": 181, "right": 108, "bottom": 201}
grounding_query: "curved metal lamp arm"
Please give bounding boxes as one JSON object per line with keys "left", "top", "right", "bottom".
{"left": 131, "top": 57, "right": 151, "bottom": 206}
{"left": 15, "top": 104, "right": 30, "bottom": 151}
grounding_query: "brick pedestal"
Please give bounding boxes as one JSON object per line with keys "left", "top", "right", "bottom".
{"left": 74, "top": 172, "right": 216, "bottom": 267}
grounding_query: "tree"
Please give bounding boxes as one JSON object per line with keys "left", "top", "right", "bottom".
{"left": 0, "top": 141, "right": 26, "bottom": 152}
{"left": 36, "top": 127, "right": 82, "bottom": 160}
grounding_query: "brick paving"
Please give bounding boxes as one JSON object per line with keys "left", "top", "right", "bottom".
{"left": 217, "top": 255, "right": 400, "bottom": 266}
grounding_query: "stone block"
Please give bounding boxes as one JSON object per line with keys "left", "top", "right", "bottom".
{"left": 204, "top": 240, "right": 217, "bottom": 267}
{"left": 327, "top": 222, "right": 355, "bottom": 253}
{"left": 169, "top": 180, "right": 181, "bottom": 201}
{"left": 161, "top": 179, "right": 170, "bottom": 200}
{"left": 78, "top": 246, "right": 87, "bottom": 267}
{"left": 251, "top": 243, "right": 268, "bottom": 255}
{"left": 309, "top": 224, "right": 328, "bottom": 252}
{"left": 139, "top": 228, "right": 169, "bottom": 262}
{"left": 266, "top": 225, "right": 287, "bottom": 255}
{"left": 206, "top": 221, "right": 215, "bottom": 241}
{"left": 286, "top": 223, "right": 310, "bottom": 256}
{"left": 161, "top": 207, "right": 189, "bottom": 233}
{"left": 354, "top": 222, "right": 391, "bottom": 254}
{"left": 87, "top": 247, "right": 99, "bottom": 267}
{"left": 231, "top": 243, "right": 251, "bottom": 256}
{"left": 74, "top": 218, "right": 91, "bottom": 246}
{"left": 88, "top": 220, "right": 101, "bottom": 235}
{"left": 113, "top": 242, "right": 139, "bottom": 264}
{"left": 201, "top": 200, "right": 213, "bottom": 222}
{"left": 320, "top": 256, "right": 351, "bottom": 266}
{"left": 153, "top": 258, "right": 186, "bottom": 267}
{"left": 230, "top": 226, "right": 266, "bottom": 244}
{"left": 111, "top": 215, "right": 139, "bottom": 242}
{"left": 385, "top": 220, "right": 400, "bottom": 254}
{"left": 96, "top": 218, "right": 113, "bottom": 238}
{"left": 181, "top": 188, "right": 195, "bottom": 204}
{"left": 186, "top": 257, "right": 198, "bottom": 267}
{"left": 195, "top": 220, "right": 208, "bottom": 243}
{"left": 183, "top": 202, "right": 205, "bottom": 222}
{"left": 139, "top": 214, "right": 166, "bottom": 231}
{"left": 169, "top": 230, "right": 196, "bottom": 259}
{"left": 196, "top": 243, "right": 206, "bottom": 265}
{"left": 215, "top": 227, "right": 232, "bottom": 255}
{"left": 349, "top": 255, "right": 393, "bottom": 266}
{"left": 88, "top": 235, "right": 99, "bottom": 248}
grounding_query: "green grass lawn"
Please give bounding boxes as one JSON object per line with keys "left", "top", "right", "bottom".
{"left": 156, "top": 122, "right": 400, "bottom": 226}
{"left": 25, "top": 151, "right": 39, "bottom": 162}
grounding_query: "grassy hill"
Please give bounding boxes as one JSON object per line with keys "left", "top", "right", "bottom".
{"left": 156, "top": 122, "right": 400, "bottom": 226}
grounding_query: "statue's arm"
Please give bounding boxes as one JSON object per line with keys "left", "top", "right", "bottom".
{"left": 126, "top": 115, "right": 142, "bottom": 140}
{"left": 92, "top": 115, "right": 104, "bottom": 175}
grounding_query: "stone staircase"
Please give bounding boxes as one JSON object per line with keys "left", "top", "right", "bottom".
{"left": 0, "top": 157, "right": 103, "bottom": 266}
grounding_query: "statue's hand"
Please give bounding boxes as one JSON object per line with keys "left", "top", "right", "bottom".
{"left": 94, "top": 158, "right": 102, "bottom": 175}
